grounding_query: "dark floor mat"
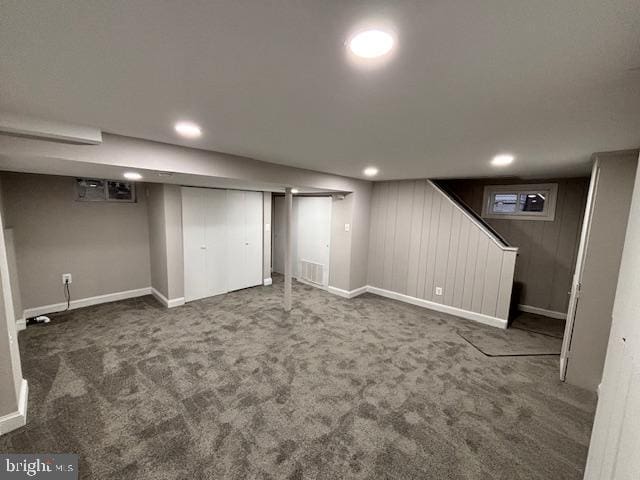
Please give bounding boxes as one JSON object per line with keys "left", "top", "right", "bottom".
{"left": 511, "top": 312, "right": 566, "bottom": 339}
{"left": 458, "top": 326, "right": 562, "bottom": 356}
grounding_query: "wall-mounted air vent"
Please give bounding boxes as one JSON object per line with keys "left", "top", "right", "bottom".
{"left": 299, "top": 260, "right": 324, "bottom": 285}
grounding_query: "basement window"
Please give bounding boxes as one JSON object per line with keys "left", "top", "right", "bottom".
{"left": 75, "top": 178, "right": 136, "bottom": 203}
{"left": 482, "top": 183, "right": 557, "bottom": 221}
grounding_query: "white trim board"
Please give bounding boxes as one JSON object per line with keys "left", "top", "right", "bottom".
{"left": 327, "top": 285, "right": 368, "bottom": 299}
{"left": 367, "top": 286, "right": 508, "bottom": 329}
{"left": 23, "top": 287, "right": 152, "bottom": 319}
{"left": 0, "top": 379, "right": 28, "bottom": 435}
{"left": 151, "top": 288, "right": 185, "bottom": 308}
{"left": 327, "top": 284, "right": 507, "bottom": 329}
{"left": 15, "top": 318, "right": 26, "bottom": 332}
{"left": 263, "top": 278, "right": 273, "bottom": 286}
{"left": 518, "top": 304, "right": 567, "bottom": 320}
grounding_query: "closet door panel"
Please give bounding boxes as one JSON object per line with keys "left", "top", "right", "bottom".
{"left": 226, "top": 190, "right": 247, "bottom": 291}
{"left": 244, "top": 191, "right": 264, "bottom": 287}
{"left": 204, "top": 189, "right": 228, "bottom": 296}
{"left": 182, "top": 188, "right": 208, "bottom": 302}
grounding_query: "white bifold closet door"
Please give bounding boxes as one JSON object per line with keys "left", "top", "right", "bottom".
{"left": 182, "top": 187, "right": 228, "bottom": 301}
{"left": 226, "top": 190, "right": 263, "bottom": 291}
{"left": 182, "top": 187, "right": 263, "bottom": 302}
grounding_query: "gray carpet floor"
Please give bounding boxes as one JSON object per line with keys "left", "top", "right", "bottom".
{"left": 0, "top": 278, "right": 596, "bottom": 479}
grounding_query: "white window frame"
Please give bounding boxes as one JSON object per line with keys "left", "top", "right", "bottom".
{"left": 481, "top": 183, "right": 558, "bottom": 221}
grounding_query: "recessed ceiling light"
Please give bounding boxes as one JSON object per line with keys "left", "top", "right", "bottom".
{"left": 174, "top": 121, "right": 202, "bottom": 139}
{"left": 124, "top": 172, "right": 142, "bottom": 180}
{"left": 363, "top": 167, "right": 379, "bottom": 177}
{"left": 291, "top": 188, "right": 299, "bottom": 194}
{"left": 491, "top": 154, "right": 514, "bottom": 167}
{"left": 348, "top": 30, "right": 394, "bottom": 59}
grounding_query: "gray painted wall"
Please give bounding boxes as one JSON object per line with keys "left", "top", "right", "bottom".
{"left": 368, "top": 180, "right": 517, "bottom": 322}
{"left": 0, "top": 172, "right": 151, "bottom": 311}
{"left": 146, "top": 184, "right": 170, "bottom": 298}
{"left": 444, "top": 177, "right": 589, "bottom": 315}
{"left": 565, "top": 152, "right": 638, "bottom": 391}
{"left": 163, "top": 185, "right": 184, "bottom": 300}
{"left": 0, "top": 133, "right": 372, "bottom": 292}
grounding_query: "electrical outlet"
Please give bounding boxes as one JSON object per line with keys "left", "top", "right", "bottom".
{"left": 435, "top": 286, "right": 443, "bottom": 296}
{"left": 62, "top": 273, "right": 72, "bottom": 285}
{"left": 344, "top": 223, "right": 351, "bottom": 232}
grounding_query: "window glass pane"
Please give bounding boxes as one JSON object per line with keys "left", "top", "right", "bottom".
{"left": 76, "top": 178, "right": 106, "bottom": 201}
{"left": 492, "top": 193, "right": 517, "bottom": 213}
{"left": 107, "top": 181, "right": 135, "bottom": 202}
{"left": 519, "top": 193, "right": 545, "bottom": 212}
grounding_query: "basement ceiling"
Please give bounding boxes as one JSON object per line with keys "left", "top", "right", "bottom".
{"left": 1, "top": 0, "right": 639, "bottom": 180}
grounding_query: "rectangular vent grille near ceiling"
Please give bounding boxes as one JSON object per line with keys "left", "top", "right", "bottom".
{"left": 299, "top": 260, "right": 324, "bottom": 285}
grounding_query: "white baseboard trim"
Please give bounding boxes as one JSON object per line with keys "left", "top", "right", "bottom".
{"left": 263, "top": 277, "right": 273, "bottom": 286}
{"left": 15, "top": 318, "right": 26, "bottom": 332}
{"left": 327, "top": 285, "right": 368, "bottom": 299}
{"left": 151, "top": 288, "right": 185, "bottom": 308}
{"left": 518, "top": 304, "right": 567, "bottom": 320}
{"left": 295, "top": 277, "right": 329, "bottom": 291}
{"left": 366, "top": 286, "right": 508, "bottom": 329}
{"left": 0, "top": 379, "right": 28, "bottom": 435}
{"left": 23, "top": 287, "right": 152, "bottom": 319}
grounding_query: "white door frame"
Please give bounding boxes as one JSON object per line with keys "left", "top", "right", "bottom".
{"left": 560, "top": 160, "right": 601, "bottom": 380}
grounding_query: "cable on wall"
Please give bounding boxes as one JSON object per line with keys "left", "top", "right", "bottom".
{"left": 64, "top": 279, "right": 71, "bottom": 311}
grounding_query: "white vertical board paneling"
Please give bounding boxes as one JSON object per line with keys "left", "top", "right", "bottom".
{"left": 391, "top": 182, "right": 414, "bottom": 294}
{"left": 496, "top": 251, "right": 517, "bottom": 320}
{"left": 481, "top": 244, "right": 503, "bottom": 316}
{"left": 367, "top": 180, "right": 517, "bottom": 323}
{"left": 452, "top": 218, "right": 470, "bottom": 308}
{"left": 423, "top": 192, "right": 441, "bottom": 300}
{"left": 406, "top": 181, "right": 426, "bottom": 297}
{"left": 444, "top": 209, "right": 462, "bottom": 306}
{"left": 461, "top": 226, "right": 479, "bottom": 311}
{"left": 416, "top": 184, "right": 433, "bottom": 299}
{"left": 471, "top": 234, "right": 489, "bottom": 313}
{"left": 433, "top": 200, "right": 453, "bottom": 301}
{"left": 382, "top": 182, "right": 398, "bottom": 292}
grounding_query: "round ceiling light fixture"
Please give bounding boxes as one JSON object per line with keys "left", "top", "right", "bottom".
{"left": 491, "top": 154, "right": 515, "bottom": 167}
{"left": 348, "top": 30, "right": 394, "bottom": 58}
{"left": 363, "top": 166, "right": 379, "bottom": 177}
{"left": 123, "top": 172, "right": 142, "bottom": 180}
{"left": 174, "top": 121, "right": 202, "bottom": 139}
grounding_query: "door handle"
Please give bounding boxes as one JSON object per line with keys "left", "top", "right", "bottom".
{"left": 200, "top": 245, "right": 207, "bottom": 250}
